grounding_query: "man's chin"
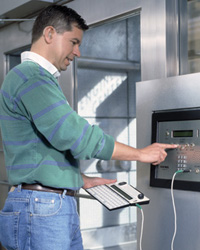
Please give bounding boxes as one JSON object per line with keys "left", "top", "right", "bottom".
{"left": 64, "top": 63, "right": 70, "bottom": 70}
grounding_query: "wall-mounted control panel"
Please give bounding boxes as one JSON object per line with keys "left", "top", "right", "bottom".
{"left": 150, "top": 109, "right": 200, "bottom": 191}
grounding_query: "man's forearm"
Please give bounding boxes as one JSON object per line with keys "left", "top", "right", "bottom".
{"left": 111, "top": 141, "right": 140, "bottom": 161}
{"left": 111, "top": 141, "right": 177, "bottom": 165}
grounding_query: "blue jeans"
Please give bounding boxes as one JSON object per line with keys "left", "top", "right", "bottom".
{"left": 0, "top": 186, "right": 83, "bottom": 250}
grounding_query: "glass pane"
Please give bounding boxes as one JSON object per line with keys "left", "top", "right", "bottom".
{"left": 5, "top": 46, "right": 30, "bottom": 72}
{"left": 188, "top": 0, "right": 200, "bottom": 73}
{"left": 80, "top": 118, "right": 133, "bottom": 173}
{"left": 9, "top": 55, "right": 21, "bottom": 70}
{"left": 80, "top": 21, "right": 126, "bottom": 60}
{"left": 128, "top": 15, "right": 141, "bottom": 62}
{"left": 77, "top": 69, "right": 128, "bottom": 117}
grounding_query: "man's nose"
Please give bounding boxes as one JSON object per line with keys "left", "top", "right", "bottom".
{"left": 73, "top": 46, "right": 81, "bottom": 57}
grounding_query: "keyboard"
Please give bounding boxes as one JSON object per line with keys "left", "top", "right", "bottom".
{"left": 86, "top": 182, "right": 150, "bottom": 211}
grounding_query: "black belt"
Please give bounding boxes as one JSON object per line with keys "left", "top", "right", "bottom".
{"left": 14, "top": 184, "right": 77, "bottom": 197}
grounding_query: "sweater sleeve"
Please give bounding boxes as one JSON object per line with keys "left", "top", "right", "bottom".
{"left": 17, "top": 74, "right": 115, "bottom": 160}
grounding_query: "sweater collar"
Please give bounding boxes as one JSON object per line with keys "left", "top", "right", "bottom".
{"left": 21, "top": 51, "right": 60, "bottom": 79}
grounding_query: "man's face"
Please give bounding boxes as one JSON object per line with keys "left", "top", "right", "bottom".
{"left": 51, "top": 25, "right": 83, "bottom": 72}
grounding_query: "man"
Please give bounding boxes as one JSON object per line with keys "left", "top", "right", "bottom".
{"left": 0, "top": 5, "right": 177, "bottom": 250}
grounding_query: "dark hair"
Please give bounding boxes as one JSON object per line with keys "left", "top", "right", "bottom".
{"left": 32, "top": 5, "right": 88, "bottom": 43}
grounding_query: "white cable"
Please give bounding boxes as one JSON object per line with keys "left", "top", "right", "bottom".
{"left": 171, "top": 170, "right": 183, "bottom": 250}
{"left": 136, "top": 204, "right": 144, "bottom": 250}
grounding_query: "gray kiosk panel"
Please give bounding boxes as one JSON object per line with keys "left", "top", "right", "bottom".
{"left": 151, "top": 109, "right": 200, "bottom": 191}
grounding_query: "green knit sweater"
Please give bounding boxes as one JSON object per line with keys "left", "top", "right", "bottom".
{"left": 0, "top": 61, "right": 114, "bottom": 189}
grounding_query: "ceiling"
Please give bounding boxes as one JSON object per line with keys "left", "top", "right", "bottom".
{"left": 0, "top": 0, "right": 74, "bottom": 29}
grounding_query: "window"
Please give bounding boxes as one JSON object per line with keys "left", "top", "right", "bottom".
{"left": 77, "top": 14, "right": 141, "bottom": 249}
{"left": 188, "top": 0, "right": 200, "bottom": 73}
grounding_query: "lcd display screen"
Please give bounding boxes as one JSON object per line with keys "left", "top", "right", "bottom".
{"left": 173, "top": 130, "right": 193, "bottom": 137}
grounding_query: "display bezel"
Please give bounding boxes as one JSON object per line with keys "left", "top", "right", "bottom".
{"left": 150, "top": 109, "right": 200, "bottom": 192}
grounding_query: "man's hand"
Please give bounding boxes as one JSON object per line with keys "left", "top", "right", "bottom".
{"left": 81, "top": 174, "right": 116, "bottom": 189}
{"left": 138, "top": 143, "right": 178, "bottom": 165}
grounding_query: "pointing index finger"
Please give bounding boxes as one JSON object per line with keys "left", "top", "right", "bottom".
{"left": 161, "top": 143, "right": 178, "bottom": 149}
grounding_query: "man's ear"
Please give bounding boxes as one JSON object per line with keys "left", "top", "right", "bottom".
{"left": 43, "top": 26, "right": 55, "bottom": 44}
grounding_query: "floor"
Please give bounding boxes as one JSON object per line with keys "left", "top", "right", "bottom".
{"left": 85, "top": 242, "right": 136, "bottom": 250}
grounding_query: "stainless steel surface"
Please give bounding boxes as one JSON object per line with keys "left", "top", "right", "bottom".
{"left": 140, "top": 0, "right": 188, "bottom": 80}
{"left": 166, "top": 0, "right": 180, "bottom": 76}
{"left": 165, "top": 0, "right": 188, "bottom": 76}
{"left": 137, "top": 72, "right": 200, "bottom": 250}
{"left": 67, "top": 0, "right": 141, "bottom": 26}
{"left": 78, "top": 57, "right": 140, "bottom": 71}
{"left": 179, "top": 0, "right": 188, "bottom": 75}
{"left": 140, "top": 0, "right": 167, "bottom": 80}
{"left": 0, "top": 181, "right": 9, "bottom": 186}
